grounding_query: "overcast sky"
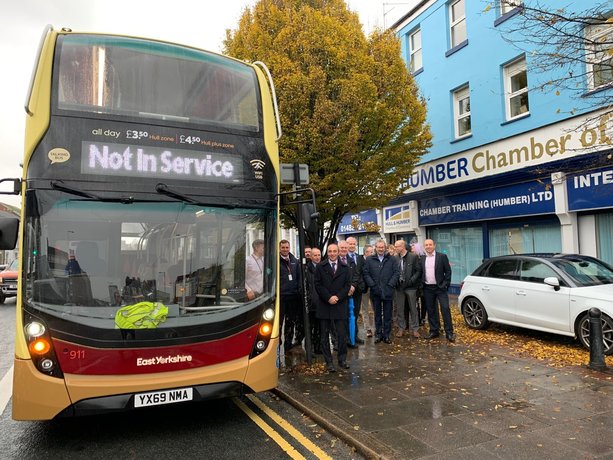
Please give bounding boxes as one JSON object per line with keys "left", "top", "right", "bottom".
{"left": 0, "top": 0, "right": 412, "bottom": 208}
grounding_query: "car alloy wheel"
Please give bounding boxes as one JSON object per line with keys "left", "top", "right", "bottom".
{"left": 462, "top": 297, "right": 489, "bottom": 330}
{"left": 577, "top": 313, "right": 613, "bottom": 356}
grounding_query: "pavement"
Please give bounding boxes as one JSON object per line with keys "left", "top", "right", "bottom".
{"left": 274, "top": 299, "right": 613, "bottom": 459}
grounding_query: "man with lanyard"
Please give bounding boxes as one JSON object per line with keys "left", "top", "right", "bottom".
{"left": 279, "top": 239, "right": 303, "bottom": 353}
{"left": 245, "top": 239, "right": 264, "bottom": 301}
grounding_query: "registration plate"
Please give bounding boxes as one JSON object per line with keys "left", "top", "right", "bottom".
{"left": 134, "top": 387, "right": 193, "bottom": 408}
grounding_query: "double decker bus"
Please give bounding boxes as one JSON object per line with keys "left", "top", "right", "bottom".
{"left": 0, "top": 26, "right": 283, "bottom": 420}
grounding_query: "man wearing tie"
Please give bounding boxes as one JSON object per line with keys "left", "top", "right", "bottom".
{"left": 420, "top": 238, "right": 454, "bottom": 342}
{"left": 315, "top": 242, "right": 352, "bottom": 372}
{"left": 346, "top": 236, "right": 366, "bottom": 345}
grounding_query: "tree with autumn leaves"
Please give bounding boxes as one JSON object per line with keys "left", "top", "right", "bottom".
{"left": 224, "top": 0, "right": 431, "bottom": 248}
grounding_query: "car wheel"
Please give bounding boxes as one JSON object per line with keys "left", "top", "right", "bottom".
{"left": 0, "top": 292, "right": 5, "bottom": 304}
{"left": 577, "top": 313, "right": 613, "bottom": 356}
{"left": 462, "top": 297, "right": 489, "bottom": 330}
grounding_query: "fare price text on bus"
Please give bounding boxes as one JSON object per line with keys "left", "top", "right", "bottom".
{"left": 81, "top": 141, "right": 243, "bottom": 183}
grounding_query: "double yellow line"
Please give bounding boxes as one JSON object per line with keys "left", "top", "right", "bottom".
{"left": 233, "top": 394, "right": 332, "bottom": 460}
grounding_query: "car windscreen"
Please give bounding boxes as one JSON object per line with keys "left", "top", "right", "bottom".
{"left": 551, "top": 257, "right": 613, "bottom": 286}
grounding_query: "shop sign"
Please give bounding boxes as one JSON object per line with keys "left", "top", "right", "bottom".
{"left": 383, "top": 205, "right": 413, "bottom": 232}
{"left": 568, "top": 166, "right": 613, "bottom": 211}
{"left": 338, "top": 209, "right": 378, "bottom": 234}
{"left": 404, "top": 109, "right": 613, "bottom": 193}
{"left": 419, "top": 180, "right": 554, "bottom": 225}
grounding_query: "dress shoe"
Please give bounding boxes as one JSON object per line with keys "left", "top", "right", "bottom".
{"left": 326, "top": 363, "right": 336, "bottom": 372}
{"left": 383, "top": 337, "right": 392, "bottom": 344}
{"left": 355, "top": 337, "right": 365, "bottom": 345}
{"left": 374, "top": 337, "right": 382, "bottom": 344}
{"left": 338, "top": 361, "right": 350, "bottom": 369}
{"left": 425, "top": 332, "right": 440, "bottom": 339}
{"left": 446, "top": 333, "right": 456, "bottom": 342}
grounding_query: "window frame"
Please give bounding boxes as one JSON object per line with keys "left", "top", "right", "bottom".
{"left": 500, "top": 0, "right": 522, "bottom": 16}
{"left": 585, "top": 21, "right": 613, "bottom": 90}
{"left": 409, "top": 28, "right": 423, "bottom": 73}
{"left": 504, "top": 56, "right": 530, "bottom": 120}
{"left": 449, "top": 0, "right": 467, "bottom": 49}
{"left": 453, "top": 85, "right": 471, "bottom": 139}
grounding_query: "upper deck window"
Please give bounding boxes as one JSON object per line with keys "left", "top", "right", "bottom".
{"left": 56, "top": 35, "right": 260, "bottom": 131}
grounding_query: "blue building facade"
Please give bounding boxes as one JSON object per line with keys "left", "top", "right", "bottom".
{"left": 385, "top": 0, "right": 613, "bottom": 291}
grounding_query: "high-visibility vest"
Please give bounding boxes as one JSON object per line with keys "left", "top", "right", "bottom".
{"left": 115, "top": 301, "right": 168, "bottom": 329}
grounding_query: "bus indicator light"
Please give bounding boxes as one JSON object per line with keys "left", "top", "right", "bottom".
{"left": 30, "top": 339, "right": 51, "bottom": 355}
{"left": 259, "top": 323, "right": 272, "bottom": 336}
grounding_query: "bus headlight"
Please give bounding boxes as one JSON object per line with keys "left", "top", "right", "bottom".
{"left": 25, "top": 321, "right": 46, "bottom": 338}
{"left": 263, "top": 308, "right": 274, "bottom": 321}
{"left": 23, "top": 317, "right": 63, "bottom": 378}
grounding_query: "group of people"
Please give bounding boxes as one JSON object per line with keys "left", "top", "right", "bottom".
{"left": 276, "top": 236, "right": 454, "bottom": 373}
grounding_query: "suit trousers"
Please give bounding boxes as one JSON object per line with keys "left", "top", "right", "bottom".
{"left": 423, "top": 285, "right": 453, "bottom": 336}
{"left": 370, "top": 293, "right": 393, "bottom": 339}
{"left": 394, "top": 288, "right": 419, "bottom": 331}
{"left": 320, "top": 318, "right": 348, "bottom": 365}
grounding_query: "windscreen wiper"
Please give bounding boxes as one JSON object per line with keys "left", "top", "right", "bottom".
{"left": 155, "top": 183, "right": 236, "bottom": 208}
{"left": 51, "top": 180, "right": 134, "bottom": 204}
{"left": 155, "top": 183, "right": 199, "bottom": 204}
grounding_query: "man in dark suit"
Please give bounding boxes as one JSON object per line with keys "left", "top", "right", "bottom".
{"left": 305, "top": 247, "right": 322, "bottom": 354}
{"left": 420, "top": 238, "right": 454, "bottom": 341}
{"left": 315, "top": 242, "right": 352, "bottom": 372}
{"left": 346, "top": 236, "right": 366, "bottom": 345}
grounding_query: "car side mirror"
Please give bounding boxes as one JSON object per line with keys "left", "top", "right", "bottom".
{"left": 544, "top": 276, "right": 560, "bottom": 291}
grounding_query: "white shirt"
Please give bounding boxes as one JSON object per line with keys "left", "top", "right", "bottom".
{"left": 245, "top": 254, "right": 264, "bottom": 294}
{"left": 425, "top": 251, "right": 436, "bottom": 285}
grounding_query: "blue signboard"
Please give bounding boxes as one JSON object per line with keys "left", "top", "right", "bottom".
{"left": 419, "top": 180, "right": 555, "bottom": 225}
{"left": 567, "top": 166, "right": 613, "bottom": 211}
{"left": 338, "top": 209, "right": 378, "bottom": 234}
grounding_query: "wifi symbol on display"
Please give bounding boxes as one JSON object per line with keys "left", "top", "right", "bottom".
{"left": 250, "top": 159, "right": 265, "bottom": 170}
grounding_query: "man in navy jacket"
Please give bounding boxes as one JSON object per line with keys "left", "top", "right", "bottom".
{"left": 363, "top": 239, "right": 400, "bottom": 344}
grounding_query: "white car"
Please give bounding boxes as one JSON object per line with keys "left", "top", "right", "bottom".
{"left": 458, "top": 254, "right": 613, "bottom": 354}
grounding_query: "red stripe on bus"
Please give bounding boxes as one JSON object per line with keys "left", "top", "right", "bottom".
{"left": 52, "top": 325, "right": 259, "bottom": 375}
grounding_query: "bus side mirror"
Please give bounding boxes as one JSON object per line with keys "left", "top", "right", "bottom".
{"left": 0, "top": 216, "right": 19, "bottom": 250}
{"left": 0, "top": 178, "right": 21, "bottom": 195}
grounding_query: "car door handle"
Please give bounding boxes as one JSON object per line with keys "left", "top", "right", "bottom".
{"left": 516, "top": 290, "right": 526, "bottom": 296}
{"left": 481, "top": 286, "right": 490, "bottom": 291}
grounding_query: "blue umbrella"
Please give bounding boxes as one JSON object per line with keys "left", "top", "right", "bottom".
{"left": 348, "top": 297, "right": 355, "bottom": 346}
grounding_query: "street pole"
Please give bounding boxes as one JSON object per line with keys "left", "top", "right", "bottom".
{"left": 294, "top": 163, "right": 313, "bottom": 364}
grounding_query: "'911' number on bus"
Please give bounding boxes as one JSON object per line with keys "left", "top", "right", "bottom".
{"left": 69, "top": 350, "right": 85, "bottom": 359}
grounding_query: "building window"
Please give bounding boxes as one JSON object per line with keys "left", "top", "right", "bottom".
{"left": 586, "top": 22, "right": 613, "bottom": 90}
{"left": 453, "top": 86, "right": 471, "bottom": 138}
{"left": 449, "top": 0, "right": 467, "bottom": 48}
{"left": 409, "top": 28, "right": 422, "bottom": 73}
{"left": 504, "top": 57, "right": 529, "bottom": 119}
{"left": 500, "top": 0, "right": 522, "bottom": 16}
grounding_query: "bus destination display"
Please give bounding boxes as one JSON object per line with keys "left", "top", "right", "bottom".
{"left": 82, "top": 141, "right": 243, "bottom": 184}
